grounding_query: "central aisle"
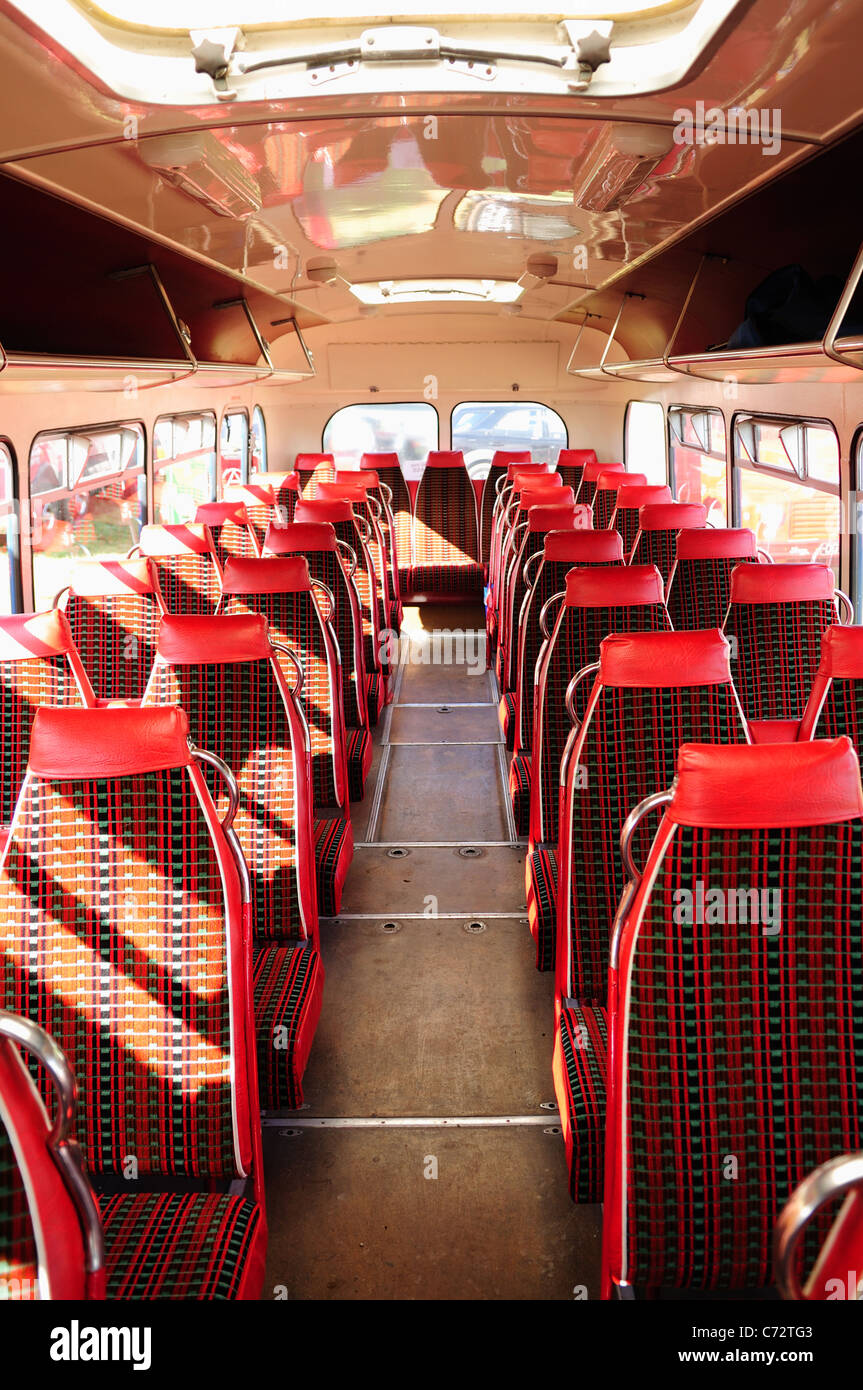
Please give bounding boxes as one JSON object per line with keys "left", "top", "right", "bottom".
{"left": 263, "top": 603, "right": 602, "bottom": 1299}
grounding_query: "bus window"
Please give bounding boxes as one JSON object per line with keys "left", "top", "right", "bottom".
{"left": 625, "top": 400, "right": 666, "bottom": 484}
{"left": 30, "top": 423, "right": 145, "bottom": 612}
{"left": 323, "top": 402, "right": 438, "bottom": 473}
{"left": 735, "top": 415, "right": 841, "bottom": 583}
{"left": 451, "top": 401, "right": 567, "bottom": 478}
{"left": 219, "top": 410, "right": 249, "bottom": 491}
{"left": 251, "top": 405, "right": 267, "bottom": 475}
{"left": 153, "top": 412, "right": 217, "bottom": 522}
{"left": 669, "top": 407, "right": 728, "bottom": 523}
{"left": 0, "top": 443, "right": 17, "bottom": 614}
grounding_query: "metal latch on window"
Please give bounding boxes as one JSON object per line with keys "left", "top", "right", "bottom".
{"left": 193, "top": 20, "right": 614, "bottom": 101}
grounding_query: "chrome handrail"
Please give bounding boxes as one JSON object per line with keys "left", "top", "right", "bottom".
{"left": 271, "top": 641, "right": 305, "bottom": 697}
{"left": 336, "top": 539, "right": 357, "bottom": 577}
{"left": 610, "top": 789, "right": 673, "bottom": 968}
{"left": 774, "top": 1151, "right": 863, "bottom": 1300}
{"left": 835, "top": 588, "right": 855, "bottom": 625}
{"left": 522, "top": 549, "right": 544, "bottom": 589}
{"left": 190, "top": 745, "right": 251, "bottom": 906}
{"left": 539, "top": 590, "right": 566, "bottom": 639}
{"left": 310, "top": 578, "right": 336, "bottom": 623}
{"left": 564, "top": 661, "right": 600, "bottom": 727}
{"left": 0, "top": 1009, "right": 104, "bottom": 1276}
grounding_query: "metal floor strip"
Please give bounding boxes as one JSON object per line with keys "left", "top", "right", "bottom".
{"left": 263, "top": 1114, "right": 556, "bottom": 1130}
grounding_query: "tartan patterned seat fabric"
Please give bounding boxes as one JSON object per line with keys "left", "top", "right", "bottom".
{"left": 0, "top": 705, "right": 258, "bottom": 1183}
{"left": 358, "top": 457, "right": 405, "bottom": 625}
{"left": 499, "top": 690, "right": 517, "bottom": 752}
{"left": 142, "top": 618, "right": 323, "bottom": 1106}
{"left": 294, "top": 499, "right": 387, "bottom": 723}
{"left": 478, "top": 451, "right": 531, "bottom": 568}
{"left": 511, "top": 531, "right": 625, "bottom": 763}
{"left": 495, "top": 483, "right": 566, "bottom": 676}
{"left": 577, "top": 459, "right": 624, "bottom": 510}
{"left": 61, "top": 559, "right": 160, "bottom": 703}
{"left": 313, "top": 815, "right": 353, "bottom": 916}
{"left": 629, "top": 502, "right": 707, "bottom": 590}
{"left": 0, "top": 611, "right": 95, "bottom": 834}
{"left": 264, "top": 520, "right": 372, "bottom": 798}
{"left": 592, "top": 471, "right": 645, "bottom": 530}
{"left": 361, "top": 454, "right": 413, "bottom": 596}
{"left": 253, "top": 942, "right": 325, "bottom": 1109}
{"left": 553, "top": 634, "right": 748, "bottom": 1207}
{"left": 138, "top": 523, "right": 223, "bottom": 616}
{"left": 800, "top": 624, "right": 863, "bottom": 749}
{"left": 195, "top": 501, "right": 261, "bottom": 563}
{"left": 487, "top": 465, "right": 551, "bottom": 632}
{"left": 100, "top": 1191, "right": 264, "bottom": 1300}
{"left": 296, "top": 452, "right": 336, "bottom": 499}
{"left": 320, "top": 479, "right": 392, "bottom": 642}
{"left": 552, "top": 1002, "right": 607, "bottom": 1204}
{"left": 526, "top": 566, "right": 671, "bottom": 971}
{"left": 219, "top": 556, "right": 349, "bottom": 814}
{"left": 610, "top": 485, "right": 672, "bottom": 558}
{"left": 606, "top": 740, "right": 863, "bottom": 1293}
{"left": 222, "top": 484, "right": 277, "bottom": 554}
{"left": 555, "top": 448, "right": 597, "bottom": 498}
{"left": 250, "top": 471, "right": 302, "bottom": 524}
{"left": 144, "top": 614, "right": 318, "bottom": 945}
{"left": 411, "top": 451, "right": 483, "bottom": 599}
{"left": 723, "top": 563, "right": 837, "bottom": 728}
{"left": 508, "top": 750, "right": 531, "bottom": 836}
{"left": 666, "top": 527, "right": 759, "bottom": 630}
{"left": 500, "top": 501, "right": 582, "bottom": 698}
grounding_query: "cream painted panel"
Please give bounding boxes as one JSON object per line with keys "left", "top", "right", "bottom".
{"left": 328, "top": 341, "right": 559, "bottom": 392}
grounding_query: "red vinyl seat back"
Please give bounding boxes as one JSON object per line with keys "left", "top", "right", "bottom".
{"left": 478, "top": 451, "right": 531, "bottom": 566}
{"left": 219, "top": 558, "right": 348, "bottom": 813}
{"left": 578, "top": 459, "right": 624, "bottom": 509}
{"left": 514, "top": 530, "right": 624, "bottom": 754}
{"left": 799, "top": 624, "right": 863, "bottom": 748}
{"left": 501, "top": 499, "right": 585, "bottom": 692}
{"left": 606, "top": 739, "right": 863, "bottom": 1293}
{"left": 222, "top": 484, "right": 276, "bottom": 553}
{"left": 557, "top": 630, "right": 748, "bottom": 1010}
{"left": 318, "top": 480, "right": 390, "bottom": 637}
{"left": 138, "top": 523, "right": 223, "bottom": 616}
{"left": 144, "top": 615, "right": 318, "bottom": 943}
{"left": 360, "top": 454, "right": 412, "bottom": 593}
{"left": 0, "top": 706, "right": 256, "bottom": 1182}
{"left": 295, "top": 452, "right": 336, "bottom": 498}
{"left": 196, "top": 501, "right": 260, "bottom": 562}
{"left": 556, "top": 448, "right": 597, "bottom": 496}
{"left": 0, "top": 611, "right": 95, "bottom": 830}
{"left": 263, "top": 520, "right": 369, "bottom": 730}
{"left": 593, "top": 472, "right": 646, "bottom": 530}
{"left": 611, "top": 484, "right": 672, "bottom": 557}
{"left": 723, "top": 563, "right": 838, "bottom": 721}
{"left": 530, "top": 565, "right": 671, "bottom": 847}
{"left": 412, "top": 450, "right": 481, "bottom": 596}
{"left": 293, "top": 499, "right": 383, "bottom": 687}
{"left": 61, "top": 559, "right": 161, "bottom": 703}
{"left": 250, "top": 470, "right": 302, "bottom": 522}
{"left": 629, "top": 502, "right": 708, "bottom": 589}
{"left": 666, "top": 527, "right": 759, "bottom": 630}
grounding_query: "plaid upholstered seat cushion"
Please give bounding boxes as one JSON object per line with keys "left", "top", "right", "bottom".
{"left": 313, "top": 815, "right": 353, "bottom": 916}
{"left": 152, "top": 554, "right": 222, "bottom": 615}
{"left": 253, "top": 942, "right": 324, "bottom": 1111}
{"left": 667, "top": 554, "right": 757, "bottom": 630}
{"left": 725, "top": 597, "right": 835, "bottom": 720}
{"left": 525, "top": 844, "right": 557, "bottom": 972}
{"left": 65, "top": 591, "right": 160, "bottom": 702}
{"left": 498, "top": 690, "right": 517, "bottom": 749}
{"left": 552, "top": 1003, "right": 607, "bottom": 1203}
{"left": 410, "top": 562, "right": 483, "bottom": 598}
{"left": 508, "top": 751, "right": 531, "bottom": 838}
{"left": 0, "top": 650, "right": 86, "bottom": 827}
{"left": 101, "top": 1192, "right": 265, "bottom": 1300}
{"left": 346, "top": 725, "right": 373, "bottom": 801}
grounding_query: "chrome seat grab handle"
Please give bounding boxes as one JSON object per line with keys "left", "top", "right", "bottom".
{"left": 191, "top": 745, "right": 252, "bottom": 908}
{"left": 271, "top": 641, "right": 305, "bottom": 697}
{"left": 0, "top": 1008, "right": 105, "bottom": 1277}
{"left": 378, "top": 480, "right": 393, "bottom": 506}
{"left": 522, "top": 550, "right": 543, "bottom": 590}
{"left": 564, "top": 662, "right": 600, "bottom": 730}
{"left": 336, "top": 539, "right": 358, "bottom": 577}
{"left": 757, "top": 547, "right": 774, "bottom": 563}
{"left": 834, "top": 588, "right": 855, "bottom": 625}
{"left": 539, "top": 590, "right": 566, "bottom": 639}
{"left": 610, "top": 788, "right": 673, "bottom": 969}
{"left": 774, "top": 1151, "right": 863, "bottom": 1300}
{"left": 310, "top": 578, "right": 336, "bottom": 623}
{"left": 351, "top": 510, "right": 372, "bottom": 545}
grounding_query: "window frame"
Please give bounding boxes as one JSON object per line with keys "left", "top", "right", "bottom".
{"left": 152, "top": 409, "right": 218, "bottom": 519}
{"left": 219, "top": 407, "right": 250, "bottom": 494}
{"left": 0, "top": 438, "right": 22, "bottom": 613}
{"left": 668, "top": 404, "right": 729, "bottom": 520}
{"left": 251, "top": 404, "right": 267, "bottom": 477}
